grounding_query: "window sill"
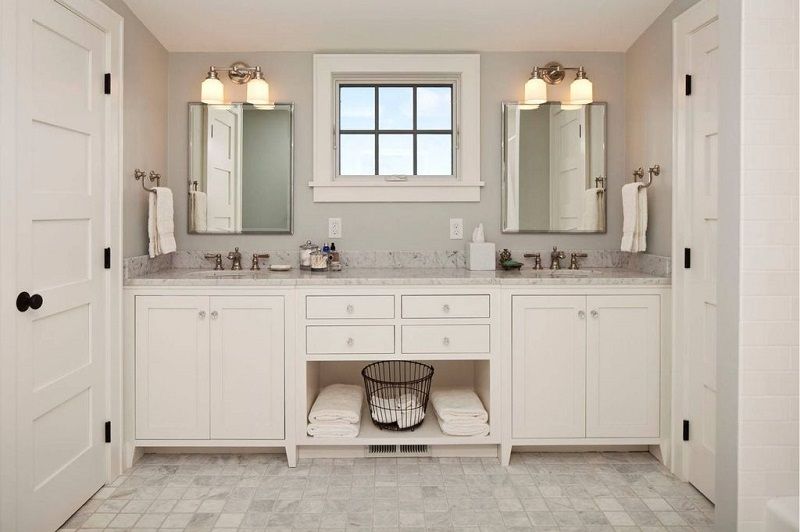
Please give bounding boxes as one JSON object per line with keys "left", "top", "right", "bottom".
{"left": 309, "top": 180, "right": 484, "bottom": 202}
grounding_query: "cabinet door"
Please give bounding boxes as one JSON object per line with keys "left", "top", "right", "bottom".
{"left": 135, "top": 296, "right": 210, "bottom": 439}
{"left": 210, "top": 296, "right": 284, "bottom": 439}
{"left": 512, "top": 296, "right": 586, "bottom": 438}
{"left": 586, "top": 295, "right": 660, "bottom": 437}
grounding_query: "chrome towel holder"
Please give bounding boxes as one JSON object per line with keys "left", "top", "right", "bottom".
{"left": 134, "top": 168, "right": 162, "bottom": 192}
{"left": 633, "top": 164, "right": 660, "bottom": 188}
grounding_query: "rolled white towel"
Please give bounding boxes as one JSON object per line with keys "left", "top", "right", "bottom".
{"left": 396, "top": 392, "right": 425, "bottom": 429}
{"left": 430, "top": 388, "right": 488, "bottom": 424}
{"left": 370, "top": 393, "right": 397, "bottom": 424}
{"left": 307, "top": 421, "right": 360, "bottom": 438}
{"left": 436, "top": 415, "right": 489, "bottom": 437}
{"left": 308, "top": 384, "right": 363, "bottom": 424}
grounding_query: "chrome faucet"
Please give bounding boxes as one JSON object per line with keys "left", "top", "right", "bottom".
{"left": 227, "top": 247, "right": 243, "bottom": 270}
{"left": 569, "top": 252, "right": 588, "bottom": 270}
{"left": 549, "top": 246, "right": 566, "bottom": 270}
{"left": 250, "top": 253, "right": 270, "bottom": 270}
{"left": 205, "top": 253, "right": 224, "bottom": 270}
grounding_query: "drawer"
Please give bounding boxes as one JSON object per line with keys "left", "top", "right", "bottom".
{"left": 402, "top": 325, "right": 490, "bottom": 354}
{"left": 306, "top": 295, "right": 395, "bottom": 319}
{"left": 401, "top": 295, "right": 490, "bottom": 319}
{"left": 307, "top": 325, "right": 395, "bottom": 354}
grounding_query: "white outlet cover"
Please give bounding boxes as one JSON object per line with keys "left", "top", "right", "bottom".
{"left": 449, "top": 218, "right": 464, "bottom": 240}
{"left": 328, "top": 217, "right": 342, "bottom": 238}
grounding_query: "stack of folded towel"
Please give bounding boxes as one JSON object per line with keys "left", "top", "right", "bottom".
{"left": 370, "top": 391, "right": 425, "bottom": 429}
{"left": 431, "top": 388, "right": 490, "bottom": 436}
{"left": 307, "top": 384, "right": 362, "bottom": 438}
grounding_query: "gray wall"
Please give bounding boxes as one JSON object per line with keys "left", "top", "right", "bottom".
{"left": 101, "top": 0, "right": 168, "bottom": 258}
{"left": 624, "top": 0, "right": 700, "bottom": 257}
{"left": 164, "top": 52, "right": 626, "bottom": 253}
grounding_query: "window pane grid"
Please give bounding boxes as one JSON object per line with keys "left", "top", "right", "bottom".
{"left": 338, "top": 84, "right": 453, "bottom": 176}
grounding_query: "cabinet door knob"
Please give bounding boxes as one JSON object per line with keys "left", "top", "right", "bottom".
{"left": 346, "top": 337, "right": 354, "bottom": 346}
{"left": 346, "top": 304, "right": 354, "bottom": 314}
{"left": 442, "top": 304, "right": 450, "bottom": 313}
{"left": 210, "top": 310, "right": 218, "bottom": 319}
{"left": 199, "top": 310, "right": 206, "bottom": 319}
{"left": 442, "top": 337, "right": 450, "bottom": 346}
{"left": 578, "top": 310, "right": 585, "bottom": 319}
{"left": 591, "top": 310, "right": 599, "bottom": 318}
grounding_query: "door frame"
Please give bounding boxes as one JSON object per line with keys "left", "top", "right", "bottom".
{"left": 671, "top": 0, "right": 718, "bottom": 482}
{"left": 0, "top": 0, "right": 123, "bottom": 528}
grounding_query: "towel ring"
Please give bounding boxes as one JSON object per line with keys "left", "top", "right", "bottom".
{"left": 135, "top": 168, "right": 161, "bottom": 192}
{"left": 633, "top": 165, "right": 660, "bottom": 188}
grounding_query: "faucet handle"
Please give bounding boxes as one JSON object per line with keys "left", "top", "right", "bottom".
{"left": 204, "top": 253, "right": 224, "bottom": 270}
{"left": 569, "top": 252, "right": 588, "bottom": 270}
{"left": 250, "top": 253, "right": 270, "bottom": 270}
{"left": 524, "top": 252, "right": 543, "bottom": 270}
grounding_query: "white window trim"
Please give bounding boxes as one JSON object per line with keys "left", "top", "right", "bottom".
{"left": 312, "top": 54, "right": 483, "bottom": 202}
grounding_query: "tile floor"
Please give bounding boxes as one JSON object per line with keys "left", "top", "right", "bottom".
{"left": 60, "top": 452, "right": 714, "bottom": 531}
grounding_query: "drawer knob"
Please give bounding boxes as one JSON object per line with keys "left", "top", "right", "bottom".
{"left": 578, "top": 310, "right": 585, "bottom": 319}
{"left": 210, "top": 310, "right": 218, "bottom": 319}
{"left": 442, "top": 304, "right": 450, "bottom": 313}
{"left": 346, "top": 337, "right": 355, "bottom": 346}
{"left": 199, "top": 310, "right": 206, "bottom": 319}
{"left": 591, "top": 310, "right": 599, "bottom": 318}
{"left": 346, "top": 304, "right": 354, "bottom": 314}
{"left": 442, "top": 336, "right": 450, "bottom": 346}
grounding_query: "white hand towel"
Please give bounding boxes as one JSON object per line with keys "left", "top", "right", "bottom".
{"left": 430, "top": 388, "right": 488, "bottom": 424}
{"left": 307, "top": 421, "right": 360, "bottom": 438}
{"left": 636, "top": 186, "right": 648, "bottom": 252}
{"left": 396, "top": 392, "right": 425, "bottom": 429}
{"left": 308, "top": 384, "right": 363, "bottom": 424}
{"left": 620, "top": 183, "right": 643, "bottom": 252}
{"left": 189, "top": 190, "right": 207, "bottom": 233}
{"left": 436, "top": 414, "right": 490, "bottom": 437}
{"left": 580, "top": 188, "right": 603, "bottom": 231}
{"left": 148, "top": 187, "right": 176, "bottom": 258}
{"left": 370, "top": 393, "right": 397, "bottom": 424}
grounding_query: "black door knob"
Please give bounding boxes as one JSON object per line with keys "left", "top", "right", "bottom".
{"left": 16, "top": 291, "right": 43, "bottom": 312}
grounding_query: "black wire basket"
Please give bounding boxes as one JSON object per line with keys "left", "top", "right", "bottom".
{"left": 361, "top": 360, "right": 434, "bottom": 431}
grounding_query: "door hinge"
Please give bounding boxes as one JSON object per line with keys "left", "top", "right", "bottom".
{"left": 104, "top": 247, "right": 111, "bottom": 269}
{"left": 104, "top": 73, "right": 111, "bottom": 95}
{"left": 684, "top": 248, "right": 691, "bottom": 269}
{"left": 104, "top": 421, "right": 112, "bottom": 443}
{"left": 682, "top": 419, "right": 690, "bottom": 441}
{"left": 685, "top": 74, "right": 692, "bottom": 96}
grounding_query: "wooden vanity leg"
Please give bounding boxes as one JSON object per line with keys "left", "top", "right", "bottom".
{"left": 500, "top": 443, "right": 512, "bottom": 467}
{"left": 286, "top": 445, "right": 298, "bottom": 468}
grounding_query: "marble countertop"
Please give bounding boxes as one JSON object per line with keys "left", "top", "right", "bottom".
{"left": 125, "top": 267, "right": 670, "bottom": 287}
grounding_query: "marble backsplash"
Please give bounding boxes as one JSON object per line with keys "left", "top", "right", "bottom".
{"left": 125, "top": 249, "right": 671, "bottom": 279}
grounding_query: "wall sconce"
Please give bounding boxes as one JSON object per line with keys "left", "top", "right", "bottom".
{"left": 201, "top": 61, "right": 271, "bottom": 106}
{"left": 524, "top": 61, "right": 593, "bottom": 105}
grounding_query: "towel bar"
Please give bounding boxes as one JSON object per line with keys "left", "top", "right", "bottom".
{"left": 633, "top": 164, "right": 660, "bottom": 188}
{"left": 135, "top": 168, "right": 161, "bottom": 192}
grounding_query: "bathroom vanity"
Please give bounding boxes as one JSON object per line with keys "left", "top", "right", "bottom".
{"left": 124, "top": 266, "right": 670, "bottom": 468}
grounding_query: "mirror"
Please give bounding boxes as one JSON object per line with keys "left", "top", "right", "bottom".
{"left": 188, "top": 102, "right": 293, "bottom": 234}
{"left": 502, "top": 102, "right": 607, "bottom": 233}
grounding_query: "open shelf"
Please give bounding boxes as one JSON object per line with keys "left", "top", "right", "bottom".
{"left": 302, "top": 403, "right": 497, "bottom": 446}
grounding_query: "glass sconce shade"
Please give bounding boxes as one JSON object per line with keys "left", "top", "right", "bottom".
{"left": 247, "top": 72, "right": 270, "bottom": 106}
{"left": 569, "top": 76, "right": 593, "bottom": 104}
{"left": 524, "top": 76, "right": 547, "bottom": 104}
{"left": 201, "top": 69, "right": 224, "bottom": 104}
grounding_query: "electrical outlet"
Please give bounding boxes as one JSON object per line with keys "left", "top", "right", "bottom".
{"left": 449, "top": 218, "right": 464, "bottom": 240}
{"left": 328, "top": 217, "right": 342, "bottom": 238}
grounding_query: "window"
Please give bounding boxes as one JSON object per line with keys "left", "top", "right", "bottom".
{"left": 312, "top": 54, "right": 483, "bottom": 202}
{"left": 338, "top": 84, "right": 454, "bottom": 177}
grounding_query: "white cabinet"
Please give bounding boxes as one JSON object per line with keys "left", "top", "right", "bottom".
{"left": 135, "top": 295, "right": 284, "bottom": 440}
{"left": 511, "top": 294, "right": 660, "bottom": 440}
{"left": 135, "top": 296, "right": 210, "bottom": 439}
{"left": 210, "top": 297, "right": 284, "bottom": 439}
{"left": 512, "top": 296, "right": 586, "bottom": 438}
{"left": 586, "top": 295, "right": 660, "bottom": 438}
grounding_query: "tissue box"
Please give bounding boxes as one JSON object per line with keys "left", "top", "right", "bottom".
{"left": 466, "top": 242, "right": 496, "bottom": 271}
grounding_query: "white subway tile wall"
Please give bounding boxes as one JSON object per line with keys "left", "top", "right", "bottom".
{"left": 739, "top": 0, "right": 799, "bottom": 528}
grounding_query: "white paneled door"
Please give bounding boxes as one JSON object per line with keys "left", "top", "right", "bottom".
{"left": 676, "top": 0, "right": 719, "bottom": 502}
{"left": 205, "top": 105, "right": 242, "bottom": 232}
{"left": 13, "top": 0, "right": 119, "bottom": 530}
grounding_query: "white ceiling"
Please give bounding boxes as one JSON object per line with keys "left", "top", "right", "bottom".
{"left": 123, "top": 0, "right": 671, "bottom": 53}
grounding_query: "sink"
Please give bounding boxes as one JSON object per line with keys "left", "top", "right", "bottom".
{"left": 521, "top": 269, "right": 600, "bottom": 277}
{"left": 187, "top": 270, "right": 252, "bottom": 278}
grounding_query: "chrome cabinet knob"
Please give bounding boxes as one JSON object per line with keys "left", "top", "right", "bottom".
{"left": 210, "top": 310, "right": 218, "bottom": 319}
{"left": 578, "top": 310, "right": 585, "bottom": 319}
{"left": 346, "top": 337, "right": 354, "bottom": 346}
{"left": 346, "top": 304, "right": 354, "bottom": 314}
{"left": 442, "top": 304, "right": 451, "bottom": 313}
{"left": 591, "top": 310, "right": 599, "bottom": 318}
{"left": 199, "top": 310, "right": 206, "bottom": 319}
{"left": 442, "top": 337, "right": 450, "bottom": 346}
